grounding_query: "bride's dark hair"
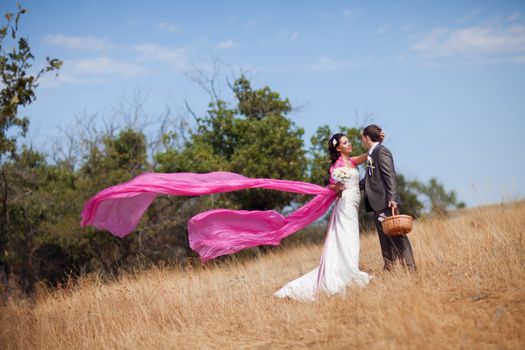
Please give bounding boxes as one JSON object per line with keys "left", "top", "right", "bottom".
{"left": 328, "top": 133, "right": 346, "bottom": 165}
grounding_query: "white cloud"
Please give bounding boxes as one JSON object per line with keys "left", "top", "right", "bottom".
{"left": 71, "top": 56, "right": 144, "bottom": 77}
{"left": 376, "top": 25, "right": 392, "bottom": 35}
{"left": 216, "top": 39, "right": 238, "bottom": 49}
{"left": 289, "top": 31, "right": 300, "bottom": 43}
{"left": 412, "top": 22, "right": 525, "bottom": 59}
{"left": 343, "top": 8, "right": 360, "bottom": 22}
{"left": 38, "top": 72, "right": 82, "bottom": 88}
{"left": 457, "top": 8, "right": 482, "bottom": 24}
{"left": 401, "top": 24, "right": 414, "bottom": 32}
{"left": 133, "top": 44, "right": 188, "bottom": 70}
{"left": 158, "top": 21, "right": 180, "bottom": 33}
{"left": 305, "top": 56, "right": 363, "bottom": 71}
{"left": 394, "top": 54, "right": 406, "bottom": 62}
{"left": 39, "top": 56, "right": 145, "bottom": 88}
{"left": 262, "top": 29, "right": 302, "bottom": 46}
{"left": 508, "top": 11, "right": 521, "bottom": 22}
{"left": 43, "top": 34, "right": 112, "bottom": 51}
{"left": 244, "top": 20, "right": 258, "bottom": 29}
{"left": 512, "top": 55, "right": 525, "bottom": 63}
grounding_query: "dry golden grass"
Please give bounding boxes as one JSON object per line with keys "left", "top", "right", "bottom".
{"left": 1, "top": 201, "right": 524, "bottom": 349}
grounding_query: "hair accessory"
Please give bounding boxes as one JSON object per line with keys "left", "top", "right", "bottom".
{"left": 332, "top": 138, "right": 337, "bottom": 146}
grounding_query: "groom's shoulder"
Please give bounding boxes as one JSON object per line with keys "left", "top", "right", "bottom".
{"left": 377, "top": 143, "right": 390, "bottom": 152}
{"left": 377, "top": 144, "right": 393, "bottom": 156}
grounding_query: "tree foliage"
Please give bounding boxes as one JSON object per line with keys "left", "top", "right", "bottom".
{"left": 1, "top": 5, "right": 62, "bottom": 293}
{"left": 0, "top": 5, "right": 62, "bottom": 159}
{"left": 413, "top": 177, "right": 466, "bottom": 215}
{"left": 156, "top": 76, "right": 307, "bottom": 210}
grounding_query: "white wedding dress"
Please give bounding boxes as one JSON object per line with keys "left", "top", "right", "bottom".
{"left": 274, "top": 166, "right": 371, "bottom": 301}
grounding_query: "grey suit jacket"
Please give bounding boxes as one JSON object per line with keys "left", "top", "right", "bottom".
{"left": 359, "top": 144, "right": 402, "bottom": 212}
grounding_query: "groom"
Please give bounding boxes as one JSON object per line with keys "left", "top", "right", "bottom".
{"left": 359, "top": 124, "right": 416, "bottom": 271}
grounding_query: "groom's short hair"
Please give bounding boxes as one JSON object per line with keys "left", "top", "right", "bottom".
{"left": 363, "top": 124, "right": 382, "bottom": 142}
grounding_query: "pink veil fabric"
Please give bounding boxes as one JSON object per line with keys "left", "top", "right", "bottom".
{"left": 80, "top": 171, "right": 338, "bottom": 262}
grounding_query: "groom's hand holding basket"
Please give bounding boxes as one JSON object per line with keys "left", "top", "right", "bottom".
{"left": 381, "top": 202, "right": 413, "bottom": 236}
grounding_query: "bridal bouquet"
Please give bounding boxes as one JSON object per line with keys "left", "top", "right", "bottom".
{"left": 331, "top": 167, "right": 353, "bottom": 183}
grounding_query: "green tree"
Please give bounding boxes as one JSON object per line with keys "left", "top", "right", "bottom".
{"left": 156, "top": 75, "right": 307, "bottom": 210}
{"left": 4, "top": 127, "right": 151, "bottom": 294}
{"left": 413, "top": 177, "right": 466, "bottom": 215}
{"left": 396, "top": 174, "right": 424, "bottom": 218}
{"left": 81, "top": 128, "right": 147, "bottom": 183}
{"left": 76, "top": 129, "right": 150, "bottom": 274}
{"left": 0, "top": 146, "right": 87, "bottom": 292}
{"left": 0, "top": 5, "right": 62, "bottom": 158}
{"left": 232, "top": 75, "right": 292, "bottom": 120}
{"left": 1, "top": 5, "right": 61, "bottom": 292}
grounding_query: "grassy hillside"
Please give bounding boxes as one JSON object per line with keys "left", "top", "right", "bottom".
{"left": 1, "top": 201, "right": 524, "bottom": 349}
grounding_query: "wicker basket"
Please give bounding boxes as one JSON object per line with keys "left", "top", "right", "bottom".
{"left": 381, "top": 207, "right": 413, "bottom": 236}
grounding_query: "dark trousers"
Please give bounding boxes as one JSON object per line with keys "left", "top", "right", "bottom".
{"left": 373, "top": 208, "right": 416, "bottom": 271}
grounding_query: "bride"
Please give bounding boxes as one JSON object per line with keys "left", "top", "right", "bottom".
{"left": 274, "top": 132, "right": 379, "bottom": 301}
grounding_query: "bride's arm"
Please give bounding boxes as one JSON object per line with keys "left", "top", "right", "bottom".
{"left": 350, "top": 153, "right": 368, "bottom": 165}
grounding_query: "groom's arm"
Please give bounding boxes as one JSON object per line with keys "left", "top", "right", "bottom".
{"left": 377, "top": 147, "right": 397, "bottom": 202}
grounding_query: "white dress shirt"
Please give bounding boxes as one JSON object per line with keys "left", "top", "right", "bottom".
{"left": 368, "top": 142, "right": 380, "bottom": 157}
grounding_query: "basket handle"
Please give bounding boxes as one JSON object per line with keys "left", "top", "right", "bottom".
{"left": 390, "top": 206, "right": 399, "bottom": 216}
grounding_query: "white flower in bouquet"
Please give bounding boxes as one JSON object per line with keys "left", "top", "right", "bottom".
{"left": 332, "top": 167, "right": 353, "bottom": 183}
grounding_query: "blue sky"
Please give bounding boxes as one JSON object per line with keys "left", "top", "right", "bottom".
{"left": 3, "top": 0, "right": 525, "bottom": 207}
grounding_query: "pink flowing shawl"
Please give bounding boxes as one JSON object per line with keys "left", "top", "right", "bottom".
{"left": 80, "top": 171, "right": 338, "bottom": 262}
